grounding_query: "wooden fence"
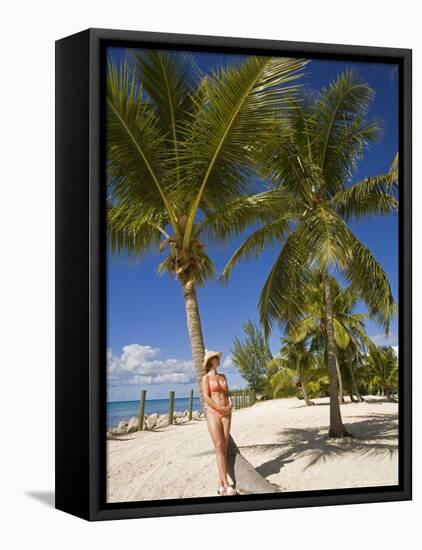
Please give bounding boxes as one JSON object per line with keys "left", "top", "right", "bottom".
{"left": 137, "top": 387, "right": 256, "bottom": 430}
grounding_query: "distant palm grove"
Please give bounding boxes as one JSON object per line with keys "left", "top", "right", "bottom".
{"left": 106, "top": 49, "right": 398, "bottom": 493}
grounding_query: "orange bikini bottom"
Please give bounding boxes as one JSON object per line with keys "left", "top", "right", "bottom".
{"left": 205, "top": 403, "right": 230, "bottom": 419}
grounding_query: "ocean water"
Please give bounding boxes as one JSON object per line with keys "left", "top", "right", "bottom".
{"left": 107, "top": 397, "right": 203, "bottom": 429}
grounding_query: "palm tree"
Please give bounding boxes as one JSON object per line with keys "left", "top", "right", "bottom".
{"left": 106, "top": 50, "right": 307, "bottom": 492}
{"left": 364, "top": 345, "right": 398, "bottom": 401}
{"left": 222, "top": 68, "right": 398, "bottom": 437}
{"left": 267, "top": 340, "right": 328, "bottom": 402}
{"left": 279, "top": 337, "right": 316, "bottom": 405}
{"left": 291, "top": 274, "right": 371, "bottom": 403}
{"left": 267, "top": 361, "right": 298, "bottom": 399}
{"left": 337, "top": 346, "right": 366, "bottom": 403}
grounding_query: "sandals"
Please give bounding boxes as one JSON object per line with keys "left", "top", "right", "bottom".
{"left": 226, "top": 486, "right": 237, "bottom": 496}
{"left": 217, "top": 485, "right": 227, "bottom": 496}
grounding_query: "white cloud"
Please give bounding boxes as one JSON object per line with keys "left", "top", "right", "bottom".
{"left": 369, "top": 333, "right": 398, "bottom": 347}
{"left": 107, "top": 344, "right": 195, "bottom": 387}
{"left": 221, "top": 354, "right": 238, "bottom": 373}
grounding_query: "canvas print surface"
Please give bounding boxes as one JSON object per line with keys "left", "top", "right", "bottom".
{"left": 105, "top": 46, "right": 399, "bottom": 503}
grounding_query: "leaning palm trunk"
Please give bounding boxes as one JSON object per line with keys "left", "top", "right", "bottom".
{"left": 385, "top": 386, "right": 396, "bottom": 402}
{"left": 323, "top": 276, "right": 352, "bottom": 437}
{"left": 182, "top": 280, "right": 276, "bottom": 493}
{"left": 346, "top": 355, "right": 364, "bottom": 402}
{"left": 299, "top": 370, "right": 314, "bottom": 406}
{"left": 182, "top": 281, "right": 207, "bottom": 401}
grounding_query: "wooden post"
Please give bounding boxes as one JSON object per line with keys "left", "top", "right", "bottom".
{"left": 188, "top": 388, "right": 194, "bottom": 420}
{"left": 169, "top": 391, "right": 175, "bottom": 425}
{"left": 138, "top": 389, "right": 146, "bottom": 431}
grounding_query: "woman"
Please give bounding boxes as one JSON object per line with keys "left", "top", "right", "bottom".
{"left": 201, "top": 351, "right": 237, "bottom": 496}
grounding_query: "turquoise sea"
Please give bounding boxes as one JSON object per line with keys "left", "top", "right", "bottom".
{"left": 107, "top": 397, "right": 203, "bottom": 429}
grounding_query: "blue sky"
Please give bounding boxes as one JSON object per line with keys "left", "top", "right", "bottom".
{"left": 106, "top": 47, "right": 398, "bottom": 402}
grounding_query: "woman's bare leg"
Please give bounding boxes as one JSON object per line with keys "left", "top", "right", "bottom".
{"left": 206, "top": 413, "right": 229, "bottom": 489}
{"left": 221, "top": 413, "right": 232, "bottom": 482}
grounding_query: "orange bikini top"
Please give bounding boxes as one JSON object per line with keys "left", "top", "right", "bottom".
{"left": 208, "top": 375, "right": 228, "bottom": 393}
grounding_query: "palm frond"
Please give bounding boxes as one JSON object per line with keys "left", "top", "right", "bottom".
{"left": 259, "top": 230, "right": 312, "bottom": 337}
{"left": 332, "top": 283, "right": 360, "bottom": 313}
{"left": 290, "top": 316, "right": 319, "bottom": 342}
{"left": 128, "top": 49, "right": 199, "bottom": 184}
{"left": 220, "top": 215, "right": 293, "bottom": 283}
{"left": 389, "top": 152, "right": 399, "bottom": 189}
{"left": 107, "top": 202, "right": 167, "bottom": 259}
{"left": 332, "top": 168, "right": 399, "bottom": 221}
{"left": 257, "top": 100, "right": 322, "bottom": 201}
{"left": 179, "top": 55, "right": 308, "bottom": 247}
{"left": 200, "top": 188, "right": 297, "bottom": 244}
{"left": 259, "top": 136, "right": 323, "bottom": 203}
{"left": 106, "top": 61, "right": 178, "bottom": 227}
{"left": 270, "top": 366, "right": 297, "bottom": 398}
{"left": 333, "top": 318, "right": 351, "bottom": 349}
{"left": 344, "top": 230, "right": 396, "bottom": 331}
{"left": 310, "top": 67, "right": 380, "bottom": 193}
{"left": 298, "top": 206, "right": 355, "bottom": 271}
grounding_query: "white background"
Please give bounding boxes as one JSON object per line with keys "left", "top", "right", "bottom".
{"left": 0, "top": 0, "right": 419, "bottom": 548}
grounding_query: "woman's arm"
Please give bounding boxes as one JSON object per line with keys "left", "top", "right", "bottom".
{"left": 201, "top": 375, "right": 226, "bottom": 413}
{"left": 224, "top": 375, "right": 233, "bottom": 409}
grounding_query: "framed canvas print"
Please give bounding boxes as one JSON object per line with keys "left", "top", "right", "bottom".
{"left": 55, "top": 28, "right": 412, "bottom": 521}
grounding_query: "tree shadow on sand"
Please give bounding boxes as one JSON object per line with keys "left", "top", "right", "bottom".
{"left": 238, "top": 412, "right": 398, "bottom": 479}
{"left": 290, "top": 397, "right": 396, "bottom": 409}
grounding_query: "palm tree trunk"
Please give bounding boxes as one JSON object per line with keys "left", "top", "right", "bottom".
{"left": 323, "top": 275, "right": 353, "bottom": 438}
{"left": 182, "top": 280, "right": 207, "bottom": 401}
{"left": 346, "top": 355, "right": 363, "bottom": 402}
{"left": 182, "top": 280, "right": 277, "bottom": 493}
{"left": 335, "top": 356, "right": 345, "bottom": 404}
{"left": 299, "top": 369, "right": 314, "bottom": 406}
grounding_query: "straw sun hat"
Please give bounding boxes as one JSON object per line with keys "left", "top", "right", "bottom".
{"left": 202, "top": 350, "right": 223, "bottom": 371}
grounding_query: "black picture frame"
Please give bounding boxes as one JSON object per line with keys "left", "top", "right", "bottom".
{"left": 55, "top": 27, "right": 412, "bottom": 521}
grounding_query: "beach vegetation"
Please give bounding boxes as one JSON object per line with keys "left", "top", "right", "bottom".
{"left": 231, "top": 320, "right": 273, "bottom": 393}
{"left": 222, "top": 69, "right": 398, "bottom": 437}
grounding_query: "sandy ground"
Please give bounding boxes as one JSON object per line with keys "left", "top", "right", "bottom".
{"left": 106, "top": 396, "right": 398, "bottom": 502}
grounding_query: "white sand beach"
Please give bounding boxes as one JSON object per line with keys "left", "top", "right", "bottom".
{"left": 106, "top": 396, "right": 398, "bottom": 503}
